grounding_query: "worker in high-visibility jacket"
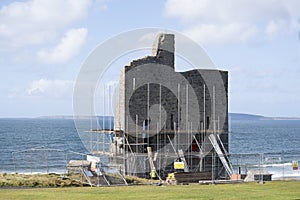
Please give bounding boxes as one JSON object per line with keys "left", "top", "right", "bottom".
{"left": 150, "top": 169, "right": 157, "bottom": 179}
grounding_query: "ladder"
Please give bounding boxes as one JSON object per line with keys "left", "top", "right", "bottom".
{"left": 208, "top": 134, "right": 233, "bottom": 176}
{"left": 216, "top": 134, "right": 233, "bottom": 171}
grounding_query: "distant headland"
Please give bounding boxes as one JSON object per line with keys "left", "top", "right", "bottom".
{"left": 229, "top": 113, "right": 300, "bottom": 120}
{"left": 36, "top": 114, "right": 300, "bottom": 121}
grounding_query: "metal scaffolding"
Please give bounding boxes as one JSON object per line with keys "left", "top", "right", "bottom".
{"left": 85, "top": 82, "right": 231, "bottom": 180}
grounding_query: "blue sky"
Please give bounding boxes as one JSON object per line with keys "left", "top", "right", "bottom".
{"left": 0, "top": 0, "right": 300, "bottom": 117}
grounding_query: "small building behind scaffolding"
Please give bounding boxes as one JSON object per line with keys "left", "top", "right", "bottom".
{"left": 95, "top": 33, "right": 230, "bottom": 180}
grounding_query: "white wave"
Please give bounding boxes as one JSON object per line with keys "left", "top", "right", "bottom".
{"left": 3, "top": 170, "right": 66, "bottom": 175}
{"left": 272, "top": 173, "right": 300, "bottom": 180}
{"left": 261, "top": 162, "right": 292, "bottom": 167}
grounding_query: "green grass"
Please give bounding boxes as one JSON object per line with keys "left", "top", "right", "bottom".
{"left": 0, "top": 181, "right": 300, "bottom": 200}
{"left": 0, "top": 173, "right": 149, "bottom": 187}
{"left": 0, "top": 173, "right": 85, "bottom": 187}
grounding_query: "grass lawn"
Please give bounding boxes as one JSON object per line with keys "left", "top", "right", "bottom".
{"left": 0, "top": 181, "right": 300, "bottom": 200}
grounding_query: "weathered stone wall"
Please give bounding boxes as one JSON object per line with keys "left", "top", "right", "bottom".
{"left": 114, "top": 33, "right": 228, "bottom": 178}
{"left": 114, "top": 68, "right": 125, "bottom": 131}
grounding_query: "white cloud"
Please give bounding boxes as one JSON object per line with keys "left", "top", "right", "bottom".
{"left": 9, "top": 79, "right": 74, "bottom": 99}
{"left": 164, "top": 0, "right": 300, "bottom": 44}
{"left": 0, "top": 0, "right": 92, "bottom": 50}
{"left": 37, "top": 28, "right": 88, "bottom": 63}
{"left": 26, "top": 79, "right": 74, "bottom": 98}
{"left": 184, "top": 23, "right": 258, "bottom": 44}
{"left": 265, "top": 19, "right": 289, "bottom": 39}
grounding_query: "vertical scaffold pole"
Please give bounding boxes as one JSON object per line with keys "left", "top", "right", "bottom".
{"left": 103, "top": 84, "right": 106, "bottom": 152}
{"left": 177, "top": 83, "right": 181, "bottom": 151}
{"left": 212, "top": 85, "right": 216, "bottom": 181}
{"left": 136, "top": 115, "right": 138, "bottom": 153}
{"left": 102, "top": 84, "right": 106, "bottom": 152}
{"left": 203, "top": 84, "right": 206, "bottom": 131}
{"left": 147, "top": 83, "right": 150, "bottom": 146}
{"left": 90, "top": 88, "right": 93, "bottom": 152}
{"left": 159, "top": 84, "right": 162, "bottom": 131}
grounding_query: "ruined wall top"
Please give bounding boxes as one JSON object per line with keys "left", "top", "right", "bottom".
{"left": 152, "top": 33, "right": 174, "bottom": 69}
{"left": 152, "top": 34, "right": 174, "bottom": 55}
{"left": 125, "top": 33, "right": 174, "bottom": 71}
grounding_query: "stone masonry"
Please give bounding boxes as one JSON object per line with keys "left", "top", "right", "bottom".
{"left": 113, "top": 33, "right": 228, "bottom": 179}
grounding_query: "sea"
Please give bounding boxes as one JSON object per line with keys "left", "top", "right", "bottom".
{"left": 0, "top": 118, "right": 299, "bottom": 179}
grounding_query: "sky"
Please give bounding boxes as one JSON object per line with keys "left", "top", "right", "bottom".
{"left": 0, "top": 0, "right": 300, "bottom": 118}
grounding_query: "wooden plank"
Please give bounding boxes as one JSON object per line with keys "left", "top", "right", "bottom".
{"left": 147, "top": 147, "right": 163, "bottom": 181}
{"left": 174, "top": 172, "right": 212, "bottom": 183}
{"left": 147, "top": 147, "right": 155, "bottom": 170}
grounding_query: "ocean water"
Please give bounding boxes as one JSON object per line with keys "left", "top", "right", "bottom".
{"left": 0, "top": 118, "right": 299, "bottom": 178}
{"left": 0, "top": 118, "right": 87, "bottom": 173}
{"left": 229, "top": 120, "right": 300, "bottom": 154}
{"left": 229, "top": 120, "right": 300, "bottom": 179}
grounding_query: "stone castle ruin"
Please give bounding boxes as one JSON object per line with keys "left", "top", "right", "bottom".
{"left": 105, "top": 33, "right": 231, "bottom": 180}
